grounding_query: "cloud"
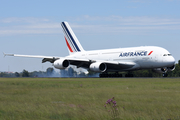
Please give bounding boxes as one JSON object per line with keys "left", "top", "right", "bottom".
{"left": 77, "top": 15, "right": 180, "bottom": 26}
{"left": 0, "top": 17, "right": 49, "bottom": 23}
{"left": 0, "top": 17, "right": 61, "bottom": 35}
{"left": 70, "top": 15, "right": 180, "bottom": 35}
{"left": 0, "top": 16, "right": 180, "bottom": 36}
{"left": 0, "top": 29, "right": 60, "bottom": 35}
{"left": 128, "top": 0, "right": 147, "bottom": 3}
{"left": 0, "top": 24, "right": 61, "bottom": 35}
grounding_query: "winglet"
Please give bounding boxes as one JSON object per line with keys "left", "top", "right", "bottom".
{"left": 3, "top": 52, "right": 14, "bottom": 57}
{"left": 3, "top": 52, "right": 5, "bottom": 57}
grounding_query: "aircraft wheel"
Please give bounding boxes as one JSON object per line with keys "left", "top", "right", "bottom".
{"left": 163, "top": 73, "right": 168, "bottom": 77}
{"left": 108, "top": 74, "right": 112, "bottom": 77}
{"left": 125, "top": 74, "right": 134, "bottom": 77}
{"left": 99, "top": 74, "right": 102, "bottom": 78}
{"left": 125, "top": 74, "right": 129, "bottom": 77}
{"left": 130, "top": 74, "right": 134, "bottom": 77}
{"left": 100, "top": 73, "right": 123, "bottom": 78}
{"left": 114, "top": 74, "right": 118, "bottom": 77}
{"left": 118, "top": 74, "right": 122, "bottom": 77}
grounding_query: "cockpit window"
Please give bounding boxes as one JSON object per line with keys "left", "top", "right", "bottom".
{"left": 163, "top": 54, "right": 172, "bottom": 56}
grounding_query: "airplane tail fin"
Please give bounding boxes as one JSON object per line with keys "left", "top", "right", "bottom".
{"left": 61, "top": 22, "right": 85, "bottom": 54}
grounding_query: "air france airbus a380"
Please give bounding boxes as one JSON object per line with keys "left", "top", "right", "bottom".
{"left": 5, "top": 22, "right": 175, "bottom": 77}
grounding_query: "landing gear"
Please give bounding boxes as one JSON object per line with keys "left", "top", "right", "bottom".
{"left": 125, "top": 73, "right": 134, "bottom": 77}
{"left": 163, "top": 73, "right": 168, "bottom": 77}
{"left": 99, "top": 72, "right": 135, "bottom": 78}
{"left": 99, "top": 72, "right": 122, "bottom": 78}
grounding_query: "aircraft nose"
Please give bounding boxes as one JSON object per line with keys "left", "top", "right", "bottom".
{"left": 168, "top": 56, "right": 175, "bottom": 65}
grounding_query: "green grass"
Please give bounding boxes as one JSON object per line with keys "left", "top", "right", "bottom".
{"left": 0, "top": 78, "right": 180, "bottom": 120}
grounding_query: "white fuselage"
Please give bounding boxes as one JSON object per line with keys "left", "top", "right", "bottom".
{"left": 66, "top": 46, "right": 175, "bottom": 72}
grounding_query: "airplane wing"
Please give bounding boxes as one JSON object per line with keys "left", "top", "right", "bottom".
{"left": 4, "top": 53, "right": 60, "bottom": 63}
{"left": 3, "top": 53, "right": 92, "bottom": 65}
{"left": 4, "top": 53, "right": 135, "bottom": 71}
{"left": 65, "top": 57, "right": 135, "bottom": 71}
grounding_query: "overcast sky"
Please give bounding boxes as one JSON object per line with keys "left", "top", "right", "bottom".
{"left": 0, "top": 0, "right": 180, "bottom": 72}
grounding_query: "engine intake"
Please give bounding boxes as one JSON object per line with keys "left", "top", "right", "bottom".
{"left": 53, "top": 59, "right": 69, "bottom": 69}
{"left": 89, "top": 62, "right": 107, "bottom": 72}
{"left": 153, "top": 65, "right": 176, "bottom": 73}
{"left": 167, "top": 65, "right": 175, "bottom": 71}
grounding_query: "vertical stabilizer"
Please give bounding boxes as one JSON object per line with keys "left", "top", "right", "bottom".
{"left": 61, "top": 22, "right": 85, "bottom": 54}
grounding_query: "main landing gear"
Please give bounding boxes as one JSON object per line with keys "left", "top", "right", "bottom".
{"left": 99, "top": 72, "right": 134, "bottom": 78}
{"left": 125, "top": 73, "right": 134, "bottom": 77}
{"left": 99, "top": 72, "right": 122, "bottom": 78}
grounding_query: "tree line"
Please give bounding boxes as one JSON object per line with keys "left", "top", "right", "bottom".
{"left": 1, "top": 60, "right": 180, "bottom": 77}
{"left": 0, "top": 67, "right": 90, "bottom": 77}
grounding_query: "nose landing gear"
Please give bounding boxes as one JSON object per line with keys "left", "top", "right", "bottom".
{"left": 163, "top": 73, "right": 168, "bottom": 77}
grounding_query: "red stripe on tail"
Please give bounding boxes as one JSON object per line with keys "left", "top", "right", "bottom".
{"left": 65, "top": 37, "right": 73, "bottom": 52}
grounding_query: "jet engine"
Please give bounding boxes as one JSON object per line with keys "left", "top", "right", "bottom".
{"left": 89, "top": 62, "right": 107, "bottom": 72}
{"left": 53, "top": 59, "right": 69, "bottom": 69}
{"left": 153, "top": 65, "right": 175, "bottom": 73}
{"left": 167, "top": 65, "right": 176, "bottom": 71}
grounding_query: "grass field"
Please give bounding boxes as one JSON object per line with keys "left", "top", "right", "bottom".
{"left": 0, "top": 78, "right": 180, "bottom": 120}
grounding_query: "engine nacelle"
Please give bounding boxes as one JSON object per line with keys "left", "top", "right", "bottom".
{"left": 153, "top": 64, "right": 176, "bottom": 73}
{"left": 53, "top": 59, "right": 69, "bottom": 69}
{"left": 89, "top": 62, "right": 107, "bottom": 72}
{"left": 167, "top": 65, "right": 176, "bottom": 71}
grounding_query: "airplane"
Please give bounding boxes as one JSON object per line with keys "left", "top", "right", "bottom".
{"left": 4, "top": 21, "right": 175, "bottom": 77}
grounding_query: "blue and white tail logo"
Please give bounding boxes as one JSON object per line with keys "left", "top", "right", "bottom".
{"left": 61, "top": 22, "right": 85, "bottom": 54}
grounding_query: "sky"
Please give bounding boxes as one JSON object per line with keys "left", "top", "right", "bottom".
{"left": 0, "top": 0, "right": 180, "bottom": 72}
